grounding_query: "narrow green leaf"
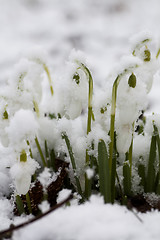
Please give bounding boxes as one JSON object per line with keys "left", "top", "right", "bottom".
{"left": 35, "top": 137, "right": 47, "bottom": 167}
{"left": 138, "top": 164, "right": 146, "bottom": 190}
{"left": 155, "top": 125, "right": 160, "bottom": 194}
{"left": 111, "top": 153, "right": 116, "bottom": 203}
{"left": 98, "top": 139, "right": 111, "bottom": 203}
{"left": 45, "top": 140, "right": 50, "bottom": 168}
{"left": 27, "top": 140, "right": 33, "bottom": 159}
{"left": 123, "top": 162, "right": 131, "bottom": 196}
{"left": 50, "top": 149, "right": 56, "bottom": 171}
{"left": 146, "top": 134, "right": 156, "bottom": 192}
{"left": 62, "top": 133, "right": 83, "bottom": 198}
{"left": 111, "top": 132, "right": 117, "bottom": 203}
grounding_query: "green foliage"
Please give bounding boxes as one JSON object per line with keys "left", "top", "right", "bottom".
{"left": 98, "top": 140, "right": 111, "bottom": 203}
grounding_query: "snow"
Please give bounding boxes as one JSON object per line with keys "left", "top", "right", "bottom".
{"left": 1, "top": 0, "right": 160, "bottom": 240}
{"left": 9, "top": 195, "right": 160, "bottom": 240}
{"left": 6, "top": 109, "right": 39, "bottom": 145}
{"left": 38, "top": 200, "right": 50, "bottom": 213}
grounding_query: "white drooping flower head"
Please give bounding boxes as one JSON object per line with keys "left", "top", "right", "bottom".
{"left": 115, "top": 55, "right": 149, "bottom": 154}
{"left": 63, "top": 49, "right": 89, "bottom": 119}
{"left": 6, "top": 57, "right": 44, "bottom": 115}
{"left": 116, "top": 123, "right": 133, "bottom": 154}
{"left": 130, "top": 31, "right": 159, "bottom": 93}
{"left": 10, "top": 152, "right": 39, "bottom": 195}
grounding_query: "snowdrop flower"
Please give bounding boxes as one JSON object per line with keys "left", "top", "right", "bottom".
{"left": 63, "top": 50, "right": 88, "bottom": 119}
{"left": 6, "top": 56, "right": 48, "bottom": 117}
{"left": 116, "top": 72, "right": 148, "bottom": 154}
{"left": 117, "top": 73, "right": 148, "bottom": 125}
{"left": 10, "top": 150, "right": 39, "bottom": 195}
{"left": 135, "top": 59, "right": 159, "bottom": 93}
{"left": 116, "top": 123, "right": 133, "bottom": 154}
{"left": 130, "top": 32, "right": 159, "bottom": 93}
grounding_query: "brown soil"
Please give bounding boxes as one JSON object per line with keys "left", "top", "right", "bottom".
{"left": 127, "top": 194, "right": 160, "bottom": 213}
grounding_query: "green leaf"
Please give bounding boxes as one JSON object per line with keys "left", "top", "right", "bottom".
{"left": 123, "top": 162, "right": 131, "bottom": 196}
{"left": 45, "top": 140, "right": 50, "bottom": 168}
{"left": 62, "top": 133, "right": 83, "bottom": 198}
{"left": 50, "top": 149, "right": 56, "bottom": 171}
{"left": 155, "top": 125, "right": 160, "bottom": 194}
{"left": 146, "top": 133, "right": 156, "bottom": 192}
{"left": 35, "top": 137, "right": 47, "bottom": 167}
{"left": 138, "top": 164, "right": 146, "bottom": 190}
{"left": 98, "top": 139, "right": 111, "bottom": 203}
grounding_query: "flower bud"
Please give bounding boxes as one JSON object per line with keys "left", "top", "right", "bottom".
{"left": 3, "top": 110, "right": 8, "bottom": 120}
{"left": 20, "top": 150, "right": 27, "bottom": 162}
{"left": 144, "top": 49, "right": 151, "bottom": 62}
{"left": 100, "top": 106, "right": 107, "bottom": 114}
{"left": 128, "top": 73, "right": 136, "bottom": 88}
{"left": 73, "top": 72, "right": 80, "bottom": 84}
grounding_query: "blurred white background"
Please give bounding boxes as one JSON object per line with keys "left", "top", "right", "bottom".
{"left": 0, "top": 0, "right": 160, "bottom": 112}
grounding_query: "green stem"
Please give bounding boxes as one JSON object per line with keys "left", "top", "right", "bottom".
{"left": 26, "top": 140, "right": 33, "bottom": 159}
{"left": 109, "top": 75, "right": 120, "bottom": 172}
{"left": 26, "top": 193, "right": 32, "bottom": 214}
{"left": 43, "top": 63, "right": 54, "bottom": 96}
{"left": 156, "top": 48, "right": 160, "bottom": 59}
{"left": 33, "top": 100, "right": 40, "bottom": 118}
{"left": 75, "top": 61, "right": 94, "bottom": 199}
{"left": 35, "top": 137, "right": 47, "bottom": 167}
{"left": 16, "top": 195, "right": 25, "bottom": 215}
{"left": 62, "top": 133, "right": 83, "bottom": 198}
{"left": 128, "top": 138, "right": 133, "bottom": 176}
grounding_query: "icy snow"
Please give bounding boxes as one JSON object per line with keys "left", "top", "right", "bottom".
{"left": 1, "top": 0, "right": 160, "bottom": 240}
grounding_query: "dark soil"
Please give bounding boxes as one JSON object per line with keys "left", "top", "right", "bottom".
{"left": 127, "top": 194, "right": 160, "bottom": 213}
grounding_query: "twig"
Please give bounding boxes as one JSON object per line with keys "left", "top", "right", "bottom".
{"left": 131, "top": 208, "right": 143, "bottom": 223}
{"left": 0, "top": 194, "right": 73, "bottom": 239}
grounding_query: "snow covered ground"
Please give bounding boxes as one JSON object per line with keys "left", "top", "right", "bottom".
{"left": 1, "top": 0, "right": 160, "bottom": 239}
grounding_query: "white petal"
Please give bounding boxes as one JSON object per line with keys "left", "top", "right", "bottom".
{"left": 15, "top": 174, "right": 31, "bottom": 195}
{"left": 116, "top": 125, "right": 132, "bottom": 154}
